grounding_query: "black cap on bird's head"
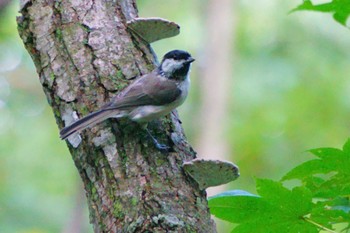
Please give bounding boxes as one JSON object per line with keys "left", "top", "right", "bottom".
{"left": 162, "top": 50, "right": 192, "bottom": 61}
{"left": 160, "top": 50, "right": 195, "bottom": 79}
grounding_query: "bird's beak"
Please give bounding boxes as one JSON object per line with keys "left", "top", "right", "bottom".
{"left": 185, "top": 57, "right": 195, "bottom": 64}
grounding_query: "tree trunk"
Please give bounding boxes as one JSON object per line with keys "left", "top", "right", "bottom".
{"left": 17, "top": 0, "right": 216, "bottom": 232}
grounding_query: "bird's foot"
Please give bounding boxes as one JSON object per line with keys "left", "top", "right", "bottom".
{"left": 154, "top": 142, "right": 170, "bottom": 153}
{"left": 145, "top": 128, "right": 170, "bottom": 153}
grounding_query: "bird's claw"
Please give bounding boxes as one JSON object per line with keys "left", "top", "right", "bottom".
{"left": 155, "top": 143, "right": 170, "bottom": 153}
{"left": 145, "top": 128, "right": 170, "bottom": 153}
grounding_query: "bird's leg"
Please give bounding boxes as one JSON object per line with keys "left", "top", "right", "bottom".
{"left": 140, "top": 123, "right": 170, "bottom": 152}
{"left": 145, "top": 128, "right": 170, "bottom": 152}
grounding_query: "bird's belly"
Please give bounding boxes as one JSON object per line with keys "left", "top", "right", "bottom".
{"left": 130, "top": 103, "right": 179, "bottom": 123}
{"left": 130, "top": 95, "right": 187, "bottom": 123}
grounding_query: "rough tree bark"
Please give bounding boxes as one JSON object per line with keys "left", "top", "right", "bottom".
{"left": 17, "top": 0, "right": 216, "bottom": 232}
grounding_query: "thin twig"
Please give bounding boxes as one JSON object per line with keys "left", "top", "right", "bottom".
{"left": 303, "top": 217, "right": 337, "bottom": 233}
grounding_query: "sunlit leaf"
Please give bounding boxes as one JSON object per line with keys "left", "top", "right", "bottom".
{"left": 342, "top": 138, "right": 350, "bottom": 155}
{"left": 282, "top": 147, "right": 348, "bottom": 182}
{"left": 209, "top": 181, "right": 315, "bottom": 232}
{"left": 232, "top": 218, "right": 318, "bottom": 233}
{"left": 292, "top": 0, "right": 350, "bottom": 26}
{"left": 209, "top": 191, "right": 274, "bottom": 223}
{"left": 309, "top": 147, "right": 343, "bottom": 159}
{"left": 256, "top": 179, "right": 313, "bottom": 216}
{"left": 281, "top": 159, "right": 334, "bottom": 181}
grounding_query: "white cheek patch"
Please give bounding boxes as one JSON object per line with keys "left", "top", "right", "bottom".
{"left": 161, "top": 59, "right": 174, "bottom": 74}
{"left": 161, "top": 59, "right": 183, "bottom": 76}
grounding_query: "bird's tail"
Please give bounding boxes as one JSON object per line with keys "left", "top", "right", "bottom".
{"left": 60, "top": 109, "right": 116, "bottom": 140}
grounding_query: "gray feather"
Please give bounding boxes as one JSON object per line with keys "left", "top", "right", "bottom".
{"left": 60, "top": 110, "right": 115, "bottom": 139}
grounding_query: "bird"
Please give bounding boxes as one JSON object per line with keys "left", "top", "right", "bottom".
{"left": 60, "top": 49, "right": 195, "bottom": 151}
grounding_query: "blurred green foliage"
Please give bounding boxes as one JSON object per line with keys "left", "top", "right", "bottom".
{"left": 1, "top": 0, "right": 350, "bottom": 232}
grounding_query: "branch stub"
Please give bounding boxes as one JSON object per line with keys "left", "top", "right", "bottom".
{"left": 183, "top": 159, "right": 239, "bottom": 190}
{"left": 127, "top": 17, "right": 180, "bottom": 43}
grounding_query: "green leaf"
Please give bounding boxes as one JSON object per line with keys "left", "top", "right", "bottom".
{"left": 312, "top": 174, "right": 350, "bottom": 198}
{"left": 342, "top": 138, "right": 350, "bottom": 155}
{"left": 309, "top": 147, "right": 343, "bottom": 159}
{"left": 283, "top": 140, "right": 350, "bottom": 181}
{"left": 331, "top": 196, "right": 350, "bottom": 213}
{"left": 256, "top": 179, "right": 313, "bottom": 216}
{"left": 292, "top": 0, "right": 350, "bottom": 26}
{"left": 232, "top": 219, "right": 318, "bottom": 233}
{"left": 210, "top": 181, "right": 315, "bottom": 232}
{"left": 208, "top": 191, "right": 274, "bottom": 223}
{"left": 281, "top": 159, "right": 334, "bottom": 181}
{"left": 302, "top": 176, "right": 326, "bottom": 194}
{"left": 311, "top": 200, "right": 350, "bottom": 227}
{"left": 209, "top": 140, "right": 350, "bottom": 232}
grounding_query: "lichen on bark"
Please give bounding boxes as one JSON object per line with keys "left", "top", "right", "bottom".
{"left": 17, "top": 0, "right": 216, "bottom": 232}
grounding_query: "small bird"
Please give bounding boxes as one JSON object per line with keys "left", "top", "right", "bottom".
{"left": 60, "top": 50, "right": 195, "bottom": 150}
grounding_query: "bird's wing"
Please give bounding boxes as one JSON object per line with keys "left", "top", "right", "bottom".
{"left": 104, "top": 72, "right": 181, "bottom": 109}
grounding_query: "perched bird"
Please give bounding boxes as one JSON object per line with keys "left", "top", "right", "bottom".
{"left": 60, "top": 50, "right": 195, "bottom": 150}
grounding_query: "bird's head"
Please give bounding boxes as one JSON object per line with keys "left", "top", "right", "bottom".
{"left": 159, "top": 50, "right": 195, "bottom": 80}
